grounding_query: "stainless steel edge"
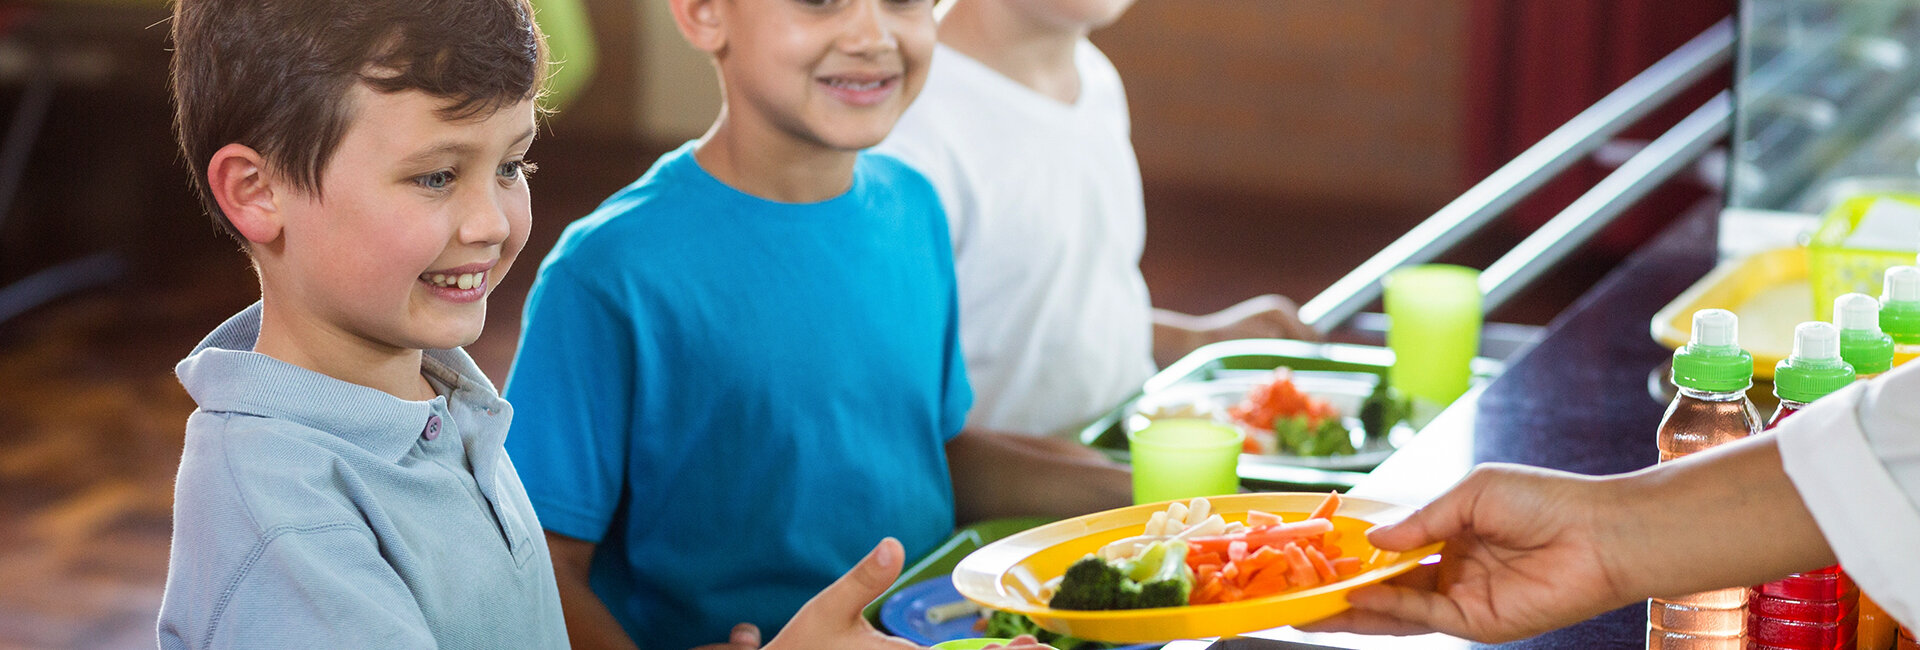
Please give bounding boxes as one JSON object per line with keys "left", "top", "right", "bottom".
{"left": 1297, "top": 18, "right": 1735, "bottom": 334}
{"left": 1479, "top": 92, "right": 1734, "bottom": 311}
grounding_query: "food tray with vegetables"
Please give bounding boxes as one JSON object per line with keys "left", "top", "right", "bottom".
{"left": 950, "top": 493, "right": 1443, "bottom": 643}
{"left": 1079, "top": 339, "right": 1501, "bottom": 490}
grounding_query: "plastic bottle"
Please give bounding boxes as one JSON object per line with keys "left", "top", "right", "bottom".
{"left": 1836, "top": 293, "right": 1895, "bottom": 380}
{"left": 1880, "top": 266, "right": 1920, "bottom": 367}
{"left": 1650, "top": 309, "right": 1763, "bottom": 649}
{"left": 1745, "top": 322, "right": 1856, "bottom": 650}
{"left": 1837, "top": 293, "right": 1901, "bottom": 650}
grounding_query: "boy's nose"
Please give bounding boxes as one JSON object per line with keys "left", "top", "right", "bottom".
{"left": 458, "top": 192, "right": 514, "bottom": 247}
{"left": 839, "top": 0, "right": 898, "bottom": 56}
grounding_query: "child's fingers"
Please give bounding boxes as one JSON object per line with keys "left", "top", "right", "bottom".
{"left": 729, "top": 623, "right": 762, "bottom": 647}
{"left": 814, "top": 537, "right": 904, "bottom": 619}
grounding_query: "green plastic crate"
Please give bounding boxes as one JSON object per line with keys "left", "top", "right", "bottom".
{"left": 1808, "top": 192, "right": 1920, "bottom": 321}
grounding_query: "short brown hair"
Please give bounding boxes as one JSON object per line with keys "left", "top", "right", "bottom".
{"left": 170, "top": 0, "right": 548, "bottom": 242}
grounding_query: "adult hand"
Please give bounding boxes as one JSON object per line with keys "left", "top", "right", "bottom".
{"left": 763, "top": 538, "right": 925, "bottom": 650}
{"left": 1304, "top": 464, "right": 1637, "bottom": 643}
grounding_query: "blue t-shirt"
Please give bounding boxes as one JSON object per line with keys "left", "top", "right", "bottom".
{"left": 503, "top": 142, "right": 971, "bottom": 650}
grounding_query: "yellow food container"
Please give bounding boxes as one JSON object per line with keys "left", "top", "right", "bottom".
{"left": 950, "top": 493, "right": 1441, "bottom": 643}
{"left": 1651, "top": 247, "right": 1810, "bottom": 380}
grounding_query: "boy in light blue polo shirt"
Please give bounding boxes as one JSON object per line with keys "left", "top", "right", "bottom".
{"left": 156, "top": 0, "right": 566, "bottom": 646}
{"left": 502, "top": 0, "right": 1134, "bottom": 647}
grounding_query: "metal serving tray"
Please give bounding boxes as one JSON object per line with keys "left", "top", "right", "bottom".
{"left": 1077, "top": 339, "right": 1502, "bottom": 492}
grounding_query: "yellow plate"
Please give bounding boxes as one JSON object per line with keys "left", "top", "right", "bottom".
{"left": 950, "top": 493, "right": 1443, "bottom": 643}
{"left": 1650, "top": 247, "right": 1809, "bottom": 380}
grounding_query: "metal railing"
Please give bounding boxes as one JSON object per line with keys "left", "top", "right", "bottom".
{"left": 1296, "top": 18, "right": 1736, "bottom": 334}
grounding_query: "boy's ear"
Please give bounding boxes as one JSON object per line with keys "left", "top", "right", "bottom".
{"left": 668, "top": 0, "right": 727, "bottom": 54}
{"left": 206, "top": 143, "right": 284, "bottom": 244}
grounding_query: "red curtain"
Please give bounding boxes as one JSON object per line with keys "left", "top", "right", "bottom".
{"left": 1465, "top": 0, "right": 1732, "bottom": 254}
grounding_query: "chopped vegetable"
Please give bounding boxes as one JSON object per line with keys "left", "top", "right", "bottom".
{"left": 1049, "top": 540, "right": 1195, "bottom": 611}
{"left": 1359, "top": 378, "right": 1412, "bottom": 441}
{"left": 1229, "top": 369, "right": 1358, "bottom": 456}
{"left": 983, "top": 610, "right": 1111, "bottom": 650}
{"left": 1051, "top": 494, "right": 1370, "bottom": 611}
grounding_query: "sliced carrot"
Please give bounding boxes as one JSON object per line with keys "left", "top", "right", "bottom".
{"left": 1237, "top": 545, "right": 1284, "bottom": 575}
{"left": 1241, "top": 563, "right": 1293, "bottom": 597}
{"left": 1331, "top": 556, "right": 1363, "bottom": 577}
{"left": 1227, "top": 540, "right": 1249, "bottom": 563}
{"left": 1246, "top": 510, "right": 1284, "bottom": 527}
{"left": 1220, "top": 561, "right": 1241, "bottom": 586}
{"left": 1304, "top": 545, "right": 1338, "bottom": 583}
{"left": 1188, "top": 549, "right": 1225, "bottom": 569}
{"left": 1191, "top": 577, "right": 1226, "bottom": 605}
{"left": 1308, "top": 491, "right": 1342, "bottom": 521}
{"left": 1283, "top": 542, "right": 1319, "bottom": 587}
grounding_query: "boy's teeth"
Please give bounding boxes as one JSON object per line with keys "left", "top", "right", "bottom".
{"left": 829, "top": 78, "right": 883, "bottom": 91}
{"left": 423, "top": 271, "right": 484, "bottom": 289}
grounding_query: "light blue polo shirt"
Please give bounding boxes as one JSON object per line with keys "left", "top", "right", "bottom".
{"left": 503, "top": 142, "right": 971, "bottom": 650}
{"left": 158, "top": 303, "right": 567, "bottom": 649}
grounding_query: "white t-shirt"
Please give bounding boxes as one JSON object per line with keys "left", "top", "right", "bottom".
{"left": 1777, "top": 363, "right": 1920, "bottom": 628}
{"left": 878, "top": 41, "right": 1156, "bottom": 437}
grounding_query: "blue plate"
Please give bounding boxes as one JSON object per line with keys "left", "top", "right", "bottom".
{"left": 878, "top": 576, "right": 1161, "bottom": 650}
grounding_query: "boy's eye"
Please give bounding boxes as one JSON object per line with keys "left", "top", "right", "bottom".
{"left": 416, "top": 170, "right": 456, "bottom": 190}
{"left": 498, "top": 160, "right": 537, "bottom": 180}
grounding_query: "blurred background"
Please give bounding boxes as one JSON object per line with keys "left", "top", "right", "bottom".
{"left": 0, "top": 1, "right": 1727, "bottom": 647}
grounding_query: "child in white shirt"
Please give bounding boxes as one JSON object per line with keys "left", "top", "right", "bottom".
{"left": 879, "top": 0, "right": 1316, "bottom": 439}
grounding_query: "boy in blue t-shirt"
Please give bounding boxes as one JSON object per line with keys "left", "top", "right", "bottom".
{"left": 502, "top": 0, "right": 1132, "bottom": 647}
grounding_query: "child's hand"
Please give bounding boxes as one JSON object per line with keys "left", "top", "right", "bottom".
{"left": 761, "top": 538, "right": 926, "bottom": 650}
{"left": 1302, "top": 464, "right": 1636, "bottom": 643}
{"left": 1199, "top": 294, "right": 1318, "bottom": 343}
{"left": 982, "top": 635, "right": 1054, "bottom": 649}
{"left": 1155, "top": 294, "right": 1319, "bottom": 365}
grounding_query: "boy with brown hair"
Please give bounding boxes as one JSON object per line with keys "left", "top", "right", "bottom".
{"left": 158, "top": 0, "right": 566, "bottom": 646}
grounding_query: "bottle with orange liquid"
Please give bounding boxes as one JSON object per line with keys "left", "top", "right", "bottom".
{"left": 1650, "top": 309, "right": 1763, "bottom": 649}
{"left": 1745, "top": 322, "right": 1855, "bottom": 650}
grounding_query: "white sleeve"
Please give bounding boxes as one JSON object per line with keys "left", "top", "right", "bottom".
{"left": 1775, "top": 366, "right": 1920, "bottom": 628}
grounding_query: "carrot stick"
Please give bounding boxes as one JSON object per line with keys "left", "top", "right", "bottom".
{"left": 1308, "top": 491, "right": 1342, "bottom": 521}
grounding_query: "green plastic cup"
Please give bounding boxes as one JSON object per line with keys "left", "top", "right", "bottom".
{"left": 1384, "top": 264, "right": 1483, "bottom": 409}
{"left": 1127, "top": 418, "right": 1244, "bottom": 505}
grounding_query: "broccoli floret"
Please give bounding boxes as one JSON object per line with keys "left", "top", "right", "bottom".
{"left": 984, "top": 611, "right": 1109, "bottom": 650}
{"left": 1049, "top": 541, "right": 1193, "bottom": 611}
{"left": 1049, "top": 556, "right": 1129, "bottom": 610}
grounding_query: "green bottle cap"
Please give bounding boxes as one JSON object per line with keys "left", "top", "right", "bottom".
{"left": 1880, "top": 266, "right": 1920, "bottom": 345}
{"left": 1672, "top": 309, "right": 1752, "bottom": 392}
{"left": 1836, "top": 293, "right": 1895, "bottom": 375}
{"left": 1775, "top": 322, "right": 1855, "bottom": 403}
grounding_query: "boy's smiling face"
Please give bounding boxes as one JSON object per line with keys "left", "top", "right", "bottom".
{"left": 264, "top": 85, "right": 536, "bottom": 355}
{"left": 707, "top": 0, "right": 936, "bottom": 152}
